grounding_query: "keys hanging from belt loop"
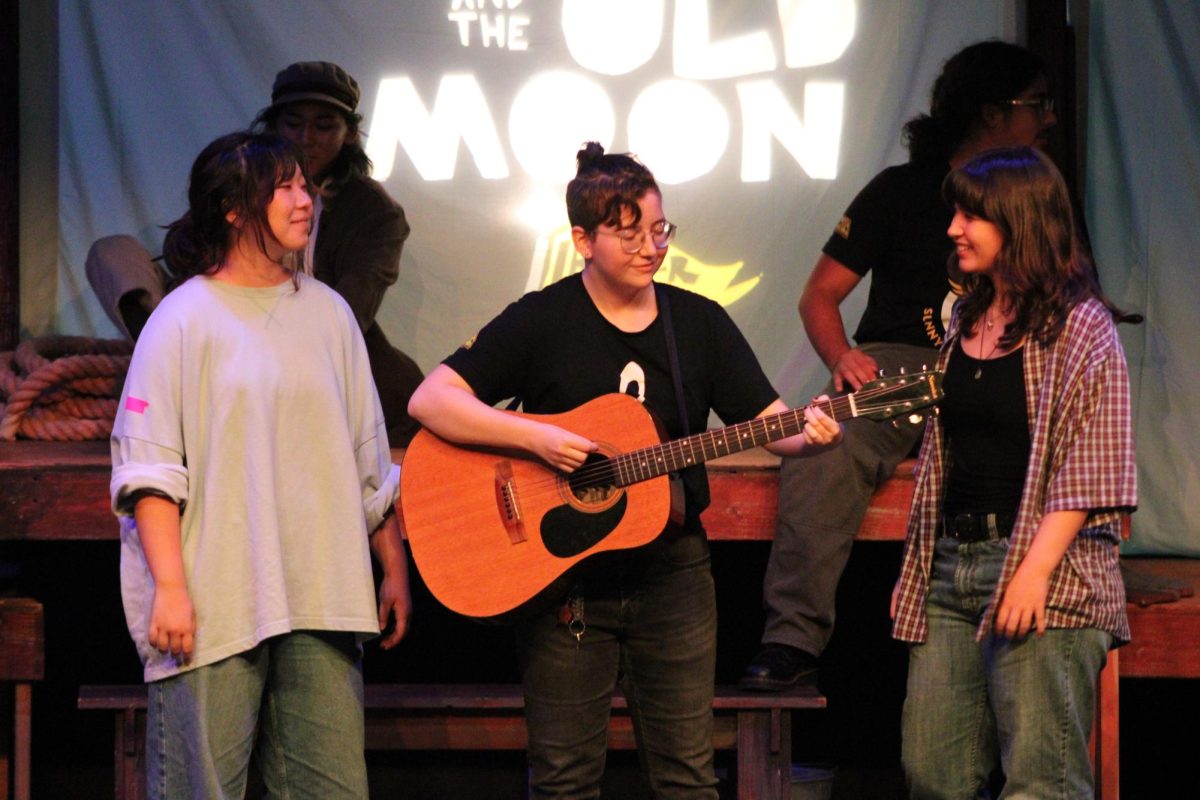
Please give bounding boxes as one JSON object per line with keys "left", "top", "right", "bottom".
{"left": 565, "top": 596, "right": 585, "bottom": 645}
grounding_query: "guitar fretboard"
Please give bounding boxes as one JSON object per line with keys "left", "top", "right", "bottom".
{"left": 610, "top": 395, "right": 853, "bottom": 486}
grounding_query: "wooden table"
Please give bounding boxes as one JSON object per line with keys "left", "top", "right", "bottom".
{"left": 1120, "top": 558, "right": 1200, "bottom": 678}
{"left": 0, "top": 442, "right": 112, "bottom": 541}
{"left": 0, "top": 443, "right": 913, "bottom": 543}
{"left": 703, "top": 449, "right": 915, "bottom": 542}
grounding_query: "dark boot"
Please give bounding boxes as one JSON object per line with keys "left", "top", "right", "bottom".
{"left": 739, "top": 644, "right": 818, "bottom": 691}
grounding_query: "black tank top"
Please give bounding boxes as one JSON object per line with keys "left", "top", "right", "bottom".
{"left": 941, "top": 339, "right": 1030, "bottom": 515}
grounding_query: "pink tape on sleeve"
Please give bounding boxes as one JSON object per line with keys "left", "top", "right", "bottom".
{"left": 125, "top": 396, "right": 150, "bottom": 414}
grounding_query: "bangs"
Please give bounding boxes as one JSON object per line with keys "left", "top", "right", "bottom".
{"left": 272, "top": 149, "right": 303, "bottom": 185}
{"left": 249, "top": 138, "right": 303, "bottom": 190}
{"left": 942, "top": 148, "right": 1048, "bottom": 226}
{"left": 208, "top": 134, "right": 304, "bottom": 221}
{"left": 599, "top": 193, "right": 645, "bottom": 230}
{"left": 248, "top": 139, "right": 304, "bottom": 208}
{"left": 942, "top": 166, "right": 990, "bottom": 219}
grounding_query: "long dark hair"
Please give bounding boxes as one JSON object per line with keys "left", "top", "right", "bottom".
{"left": 252, "top": 104, "right": 371, "bottom": 188}
{"left": 943, "top": 146, "right": 1123, "bottom": 347}
{"left": 162, "top": 131, "right": 304, "bottom": 287}
{"left": 566, "top": 142, "right": 660, "bottom": 233}
{"left": 903, "top": 41, "right": 1047, "bottom": 165}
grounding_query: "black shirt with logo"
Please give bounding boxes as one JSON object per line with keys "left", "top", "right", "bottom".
{"left": 822, "top": 160, "right": 955, "bottom": 349}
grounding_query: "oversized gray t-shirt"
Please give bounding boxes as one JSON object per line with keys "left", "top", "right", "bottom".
{"left": 111, "top": 274, "right": 399, "bottom": 681}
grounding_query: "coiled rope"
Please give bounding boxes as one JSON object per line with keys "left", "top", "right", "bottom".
{"left": 0, "top": 336, "right": 132, "bottom": 441}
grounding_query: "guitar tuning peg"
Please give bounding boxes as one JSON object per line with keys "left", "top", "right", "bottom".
{"left": 898, "top": 366, "right": 907, "bottom": 375}
{"left": 907, "top": 413, "right": 924, "bottom": 425}
{"left": 878, "top": 368, "right": 886, "bottom": 377}
{"left": 921, "top": 363, "right": 929, "bottom": 371}
{"left": 891, "top": 419, "right": 901, "bottom": 428}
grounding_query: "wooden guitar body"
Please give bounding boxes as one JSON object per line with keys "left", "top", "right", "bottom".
{"left": 400, "top": 393, "right": 670, "bottom": 619}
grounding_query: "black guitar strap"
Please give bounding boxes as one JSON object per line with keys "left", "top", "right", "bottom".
{"left": 655, "top": 283, "right": 690, "bottom": 437}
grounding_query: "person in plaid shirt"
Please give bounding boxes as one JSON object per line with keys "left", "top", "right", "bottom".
{"left": 890, "top": 146, "right": 1137, "bottom": 799}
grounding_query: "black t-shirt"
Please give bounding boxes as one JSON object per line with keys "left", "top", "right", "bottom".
{"left": 444, "top": 274, "right": 779, "bottom": 528}
{"left": 822, "top": 160, "right": 955, "bottom": 349}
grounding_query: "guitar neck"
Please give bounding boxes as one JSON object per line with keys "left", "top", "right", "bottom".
{"left": 610, "top": 396, "right": 853, "bottom": 487}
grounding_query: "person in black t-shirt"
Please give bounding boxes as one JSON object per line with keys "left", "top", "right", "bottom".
{"left": 408, "top": 143, "right": 841, "bottom": 799}
{"left": 742, "top": 40, "right": 1059, "bottom": 691}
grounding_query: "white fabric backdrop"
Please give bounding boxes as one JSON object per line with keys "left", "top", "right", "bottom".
{"left": 1086, "top": 1, "right": 1200, "bottom": 554}
{"left": 54, "top": 0, "right": 1017, "bottom": 403}
{"left": 51, "top": 2, "right": 1200, "bottom": 553}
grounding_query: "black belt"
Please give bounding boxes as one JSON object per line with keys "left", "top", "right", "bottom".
{"left": 940, "top": 512, "right": 1015, "bottom": 542}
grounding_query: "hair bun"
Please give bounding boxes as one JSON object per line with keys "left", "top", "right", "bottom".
{"left": 576, "top": 141, "right": 606, "bottom": 171}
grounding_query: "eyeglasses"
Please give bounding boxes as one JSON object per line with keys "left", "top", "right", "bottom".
{"left": 595, "top": 221, "right": 678, "bottom": 254}
{"left": 1007, "top": 96, "right": 1056, "bottom": 117}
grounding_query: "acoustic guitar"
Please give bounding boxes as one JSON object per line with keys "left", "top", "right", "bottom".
{"left": 400, "top": 370, "right": 943, "bottom": 619}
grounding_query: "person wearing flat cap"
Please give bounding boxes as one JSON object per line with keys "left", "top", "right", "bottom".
{"left": 254, "top": 60, "right": 424, "bottom": 446}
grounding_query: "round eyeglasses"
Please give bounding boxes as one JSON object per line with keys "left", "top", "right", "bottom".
{"left": 596, "top": 221, "right": 678, "bottom": 254}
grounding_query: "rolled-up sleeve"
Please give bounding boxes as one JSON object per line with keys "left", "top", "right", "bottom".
{"left": 109, "top": 309, "right": 188, "bottom": 516}
{"left": 339, "top": 294, "right": 401, "bottom": 533}
{"left": 361, "top": 460, "right": 400, "bottom": 534}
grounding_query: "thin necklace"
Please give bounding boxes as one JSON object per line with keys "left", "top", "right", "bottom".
{"left": 975, "top": 310, "right": 1000, "bottom": 380}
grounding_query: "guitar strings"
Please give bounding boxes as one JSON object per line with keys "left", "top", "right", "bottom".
{"left": 519, "top": 382, "right": 935, "bottom": 493}
{"left": 495, "top": 379, "right": 938, "bottom": 499}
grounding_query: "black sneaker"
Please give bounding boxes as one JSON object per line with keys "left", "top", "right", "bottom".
{"left": 739, "top": 644, "right": 819, "bottom": 691}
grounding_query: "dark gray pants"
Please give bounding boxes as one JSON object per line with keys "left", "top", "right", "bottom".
{"left": 761, "top": 342, "right": 935, "bottom": 655}
{"left": 517, "top": 533, "right": 719, "bottom": 800}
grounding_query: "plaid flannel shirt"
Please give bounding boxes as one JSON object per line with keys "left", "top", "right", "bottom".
{"left": 893, "top": 297, "right": 1137, "bottom": 644}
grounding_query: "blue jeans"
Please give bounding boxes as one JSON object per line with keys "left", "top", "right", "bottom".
{"left": 146, "top": 631, "right": 367, "bottom": 800}
{"left": 516, "top": 531, "right": 719, "bottom": 799}
{"left": 902, "top": 537, "right": 1111, "bottom": 799}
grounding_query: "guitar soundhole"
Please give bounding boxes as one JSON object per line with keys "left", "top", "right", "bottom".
{"left": 563, "top": 449, "right": 622, "bottom": 510}
{"left": 544, "top": 445, "right": 628, "bottom": 559}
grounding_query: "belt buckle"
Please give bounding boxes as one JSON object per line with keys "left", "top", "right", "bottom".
{"left": 945, "top": 512, "right": 1014, "bottom": 542}
{"left": 950, "top": 512, "right": 984, "bottom": 542}
{"left": 957, "top": 513, "right": 977, "bottom": 541}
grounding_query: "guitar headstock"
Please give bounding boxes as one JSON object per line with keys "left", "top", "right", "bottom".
{"left": 852, "top": 369, "right": 944, "bottom": 423}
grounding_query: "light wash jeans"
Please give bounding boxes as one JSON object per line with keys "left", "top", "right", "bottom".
{"left": 902, "top": 537, "right": 1111, "bottom": 800}
{"left": 516, "top": 531, "right": 720, "bottom": 800}
{"left": 146, "top": 631, "right": 367, "bottom": 800}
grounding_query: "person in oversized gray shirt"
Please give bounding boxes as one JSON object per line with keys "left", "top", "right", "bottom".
{"left": 111, "top": 131, "right": 410, "bottom": 799}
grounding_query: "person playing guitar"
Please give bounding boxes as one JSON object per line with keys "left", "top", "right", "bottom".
{"left": 407, "top": 142, "right": 842, "bottom": 799}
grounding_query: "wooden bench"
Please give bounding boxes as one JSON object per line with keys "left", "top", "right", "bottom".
{"left": 0, "top": 598, "right": 43, "bottom": 800}
{"left": 79, "top": 682, "right": 825, "bottom": 800}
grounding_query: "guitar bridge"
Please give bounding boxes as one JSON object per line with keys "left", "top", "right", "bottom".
{"left": 494, "top": 461, "right": 526, "bottom": 544}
